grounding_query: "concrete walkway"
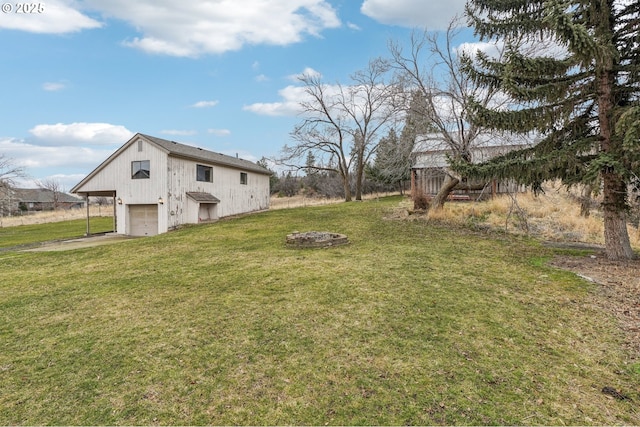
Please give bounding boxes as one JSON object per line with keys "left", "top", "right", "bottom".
{"left": 22, "top": 234, "right": 138, "bottom": 252}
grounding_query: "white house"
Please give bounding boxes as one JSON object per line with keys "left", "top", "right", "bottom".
{"left": 71, "top": 133, "right": 271, "bottom": 236}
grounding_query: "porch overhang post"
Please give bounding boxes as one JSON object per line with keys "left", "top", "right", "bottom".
{"left": 112, "top": 192, "right": 117, "bottom": 233}
{"left": 411, "top": 169, "right": 416, "bottom": 200}
{"left": 85, "top": 194, "right": 90, "bottom": 236}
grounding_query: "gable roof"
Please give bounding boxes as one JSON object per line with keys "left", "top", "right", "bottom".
{"left": 140, "top": 134, "right": 271, "bottom": 175}
{"left": 71, "top": 133, "right": 271, "bottom": 194}
{"left": 411, "top": 133, "right": 534, "bottom": 169}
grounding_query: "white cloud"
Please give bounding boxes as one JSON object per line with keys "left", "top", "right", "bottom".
{"left": 28, "top": 122, "right": 134, "bottom": 146}
{"left": 0, "top": 137, "right": 115, "bottom": 172}
{"left": 190, "top": 100, "right": 219, "bottom": 108}
{"left": 42, "top": 82, "right": 67, "bottom": 92}
{"left": 244, "top": 73, "right": 349, "bottom": 117}
{"left": 458, "top": 38, "right": 568, "bottom": 62}
{"left": 243, "top": 85, "right": 308, "bottom": 117}
{"left": 82, "top": 0, "right": 341, "bottom": 56}
{"left": 160, "top": 129, "right": 197, "bottom": 136}
{"left": 287, "top": 67, "right": 322, "bottom": 82}
{"left": 0, "top": 0, "right": 102, "bottom": 33}
{"left": 347, "top": 22, "right": 362, "bottom": 31}
{"left": 15, "top": 174, "right": 91, "bottom": 191}
{"left": 19, "top": 173, "right": 91, "bottom": 192}
{"left": 208, "top": 129, "right": 231, "bottom": 137}
{"left": 360, "top": 0, "right": 466, "bottom": 29}
{"left": 220, "top": 150, "right": 258, "bottom": 163}
{"left": 255, "top": 74, "right": 270, "bottom": 82}
{"left": 456, "top": 41, "right": 504, "bottom": 59}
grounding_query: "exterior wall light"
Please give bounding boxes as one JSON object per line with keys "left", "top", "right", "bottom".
{"left": 158, "top": 197, "right": 164, "bottom": 204}
{"left": 117, "top": 197, "right": 123, "bottom": 205}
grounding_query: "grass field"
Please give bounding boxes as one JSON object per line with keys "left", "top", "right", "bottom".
{"left": 0, "top": 197, "right": 638, "bottom": 425}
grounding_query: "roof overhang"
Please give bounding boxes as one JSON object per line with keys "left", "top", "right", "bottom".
{"left": 74, "top": 190, "right": 117, "bottom": 197}
{"left": 186, "top": 192, "right": 220, "bottom": 203}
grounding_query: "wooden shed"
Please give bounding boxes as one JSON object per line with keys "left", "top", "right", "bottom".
{"left": 70, "top": 133, "right": 271, "bottom": 236}
{"left": 411, "top": 134, "right": 528, "bottom": 200}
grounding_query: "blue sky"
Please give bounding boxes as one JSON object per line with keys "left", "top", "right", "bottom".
{"left": 1, "top": 0, "right": 470, "bottom": 190}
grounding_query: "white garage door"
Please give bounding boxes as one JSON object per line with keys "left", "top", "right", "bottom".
{"left": 128, "top": 204, "right": 158, "bottom": 236}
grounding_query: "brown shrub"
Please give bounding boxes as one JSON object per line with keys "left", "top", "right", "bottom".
{"left": 413, "top": 191, "right": 431, "bottom": 211}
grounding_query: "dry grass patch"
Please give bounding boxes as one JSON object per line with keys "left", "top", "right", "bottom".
{"left": 269, "top": 192, "right": 399, "bottom": 210}
{"left": 0, "top": 206, "right": 113, "bottom": 227}
{"left": 412, "top": 182, "right": 640, "bottom": 248}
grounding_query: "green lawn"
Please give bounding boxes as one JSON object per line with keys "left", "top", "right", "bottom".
{"left": 0, "top": 216, "right": 114, "bottom": 249}
{"left": 0, "top": 197, "right": 637, "bottom": 425}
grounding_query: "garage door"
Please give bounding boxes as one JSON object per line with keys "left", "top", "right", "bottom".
{"left": 128, "top": 204, "right": 158, "bottom": 236}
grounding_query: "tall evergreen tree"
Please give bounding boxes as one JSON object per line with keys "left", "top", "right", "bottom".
{"left": 368, "top": 129, "right": 408, "bottom": 192}
{"left": 400, "top": 90, "right": 434, "bottom": 153}
{"left": 457, "top": 0, "right": 640, "bottom": 260}
{"left": 257, "top": 157, "right": 278, "bottom": 194}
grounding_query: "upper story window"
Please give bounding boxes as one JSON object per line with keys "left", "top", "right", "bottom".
{"left": 240, "top": 172, "right": 248, "bottom": 185}
{"left": 197, "top": 164, "right": 213, "bottom": 182}
{"left": 132, "top": 160, "right": 150, "bottom": 179}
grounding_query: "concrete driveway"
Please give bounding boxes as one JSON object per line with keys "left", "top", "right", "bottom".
{"left": 22, "top": 234, "right": 137, "bottom": 252}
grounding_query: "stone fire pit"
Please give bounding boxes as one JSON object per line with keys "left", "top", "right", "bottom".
{"left": 286, "top": 231, "right": 349, "bottom": 249}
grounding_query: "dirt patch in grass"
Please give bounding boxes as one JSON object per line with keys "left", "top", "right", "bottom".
{"left": 549, "top": 253, "right": 640, "bottom": 361}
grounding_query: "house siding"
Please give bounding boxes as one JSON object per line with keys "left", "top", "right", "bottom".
{"left": 76, "top": 138, "right": 168, "bottom": 234}
{"left": 167, "top": 156, "right": 269, "bottom": 229}
{"left": 72, "top": 133, "right": 271, "bottom": 236}
{"left": 72, "top": 134, "right": 269, "bottom": 235}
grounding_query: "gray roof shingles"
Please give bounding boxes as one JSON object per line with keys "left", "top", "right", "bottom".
{"left": 141, "top": 134, "right": 271, "bottom": 175}
{"left": 186, "top": 192, "right": 221, "bottom": 203}
{"left": 13, "top": 188, "right": 83, "bottom": 203}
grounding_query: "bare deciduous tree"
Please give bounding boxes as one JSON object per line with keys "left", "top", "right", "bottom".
{"left": 280, "top": 60, "right": 400, "bottom": 201}
{"left": 388, "top": 18, "right": 511, "bottom": 210}
{"left": 0, "top": 154, "right": 24, "bottom": 186}
{"left": 0, "top": 154, "right": 25, "bottom": 216}
{"left": 37, "top": 178, "right": 64, "bottom": 211}
{"left": 281, "top": 70, "right": 353, "bottom": 200}
{"left": 344, "top": 59, "right": 401, "bottom": 200}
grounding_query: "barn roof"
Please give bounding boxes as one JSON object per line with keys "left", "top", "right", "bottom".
{"left": 140, "top": 134, "right": 271, "bottom": 175}
{"left": 411, "top": 133, "right": 534, "bottom": 169}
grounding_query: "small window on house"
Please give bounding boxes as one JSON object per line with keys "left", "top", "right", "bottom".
{"left": 197, "top": 164, "right": 213, "bottom": 182}
{"left": 137, "top": 140, "right": 143, "bottom": 152}
{"left": 240, "top": 172, "right": 248, "bottom": 185}
{"left": 132, "top": 160, "right": 150, "bottom": 179}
